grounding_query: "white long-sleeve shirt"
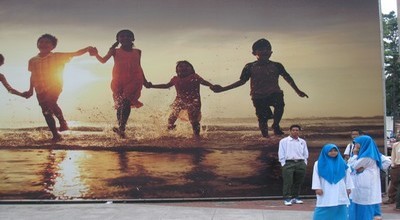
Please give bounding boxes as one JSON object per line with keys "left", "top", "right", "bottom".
{"left": 347, "top": 156, "right": 382, "bottom": 204}
{"left": 344, "top": 142, "right": 354, "bottom": 156}
{"left": 312, "top": 161, "right": 354, "bottom": 207}
{"left": 278, "top": 136, "right": 308, "bottom": 166}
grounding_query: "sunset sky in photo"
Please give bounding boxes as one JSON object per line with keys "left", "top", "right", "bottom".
{"left": 0, "top": 0, "right": 391, "bottom": 126}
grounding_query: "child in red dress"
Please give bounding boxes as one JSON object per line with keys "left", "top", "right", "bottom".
{"left": 90, "top": 29, "right": 149, "bottom": 138}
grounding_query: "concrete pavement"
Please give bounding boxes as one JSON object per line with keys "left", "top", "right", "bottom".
{"left": 0, "top": 203, "right": 312, "bottom": 220}
{"left": 0, "top": 199, "right": 399, "bottom": 220}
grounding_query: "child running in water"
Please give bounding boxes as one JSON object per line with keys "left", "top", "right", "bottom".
{"left": 147, "top": 60, "right": 216, "bottom": 138}
{"left": 90, "top": 29, "right": 148, "bottom": 138}
{"left": 0, "top": 54, "right": 25, "bottom": 97}
{"left": 24, "top": 34, "right": 93, "bottom": 141}
{"left": 213, "top": 38, "right": 308, "bottom": 137}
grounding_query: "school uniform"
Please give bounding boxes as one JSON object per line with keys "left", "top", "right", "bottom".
{"left": 312, "top": 144, "right": 354, "bottom": 220}
{"left": 348, "top": 135, "right": 383, "bottom": 220}
{"left": 278, "top": 135, "right": 308, "bottom": 200}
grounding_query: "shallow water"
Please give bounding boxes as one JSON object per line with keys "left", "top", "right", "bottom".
{"left": 0, "top": 117, "right": 385, "bottom": 200}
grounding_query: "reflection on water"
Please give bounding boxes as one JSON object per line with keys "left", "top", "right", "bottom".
{"left": 0, "top": 150, "right": 50, "bottom": 198}
{"left": 206, "top": 150, "right": 261, "bottom": 177}
{"left": 0, "top": 147, "right": 291, "bottom": 200}
{"left": 50, "top": 151, "right": 89, "bottom": 199}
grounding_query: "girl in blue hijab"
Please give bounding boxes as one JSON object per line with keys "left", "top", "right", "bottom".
{"left": 312, "top": 144, "right": 353, "bottom": 220}
{"left": 353, "top": 135, "right": 382, "bottom": 169}
{"left": 348, "top": 135, "right": 383, "bottom": 220}
{"left": 317, "top": 144, "right": 348, "bottom": 184}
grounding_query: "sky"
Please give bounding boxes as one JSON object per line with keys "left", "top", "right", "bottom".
{"left": 0, "top": 0, "right": 395, "bottom": 126}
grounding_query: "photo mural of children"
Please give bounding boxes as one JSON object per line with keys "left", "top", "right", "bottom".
{"left": 147, "top": 60, "right": 217, "bottom": 138}
{"left": 24, "top": 34, "right": 93, "bottom": 141}
{"left": 0, "top": 54, "right": 25, "bottom": 97}
{"left": 213, "top": 38, "right": 308, "bottom": 137}
{"left": 90, "top": 29, "right": 149, "bottom": 138}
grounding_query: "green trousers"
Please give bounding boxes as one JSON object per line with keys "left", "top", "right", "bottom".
{"left": 282, "top": 161, "right": 306, "bottom": 199}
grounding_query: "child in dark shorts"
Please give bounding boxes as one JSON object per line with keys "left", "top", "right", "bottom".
{"left": 213, "top": 38, "right": 308, "bottom": 137}
{"left": 24, "top": 34, "right": 93, "bottom": 141}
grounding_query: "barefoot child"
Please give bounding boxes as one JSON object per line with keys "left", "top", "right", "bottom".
{"left": 213, "top": 38, "right": 308, "bottom": 137}
{"left": 147, "top": 60, "right": 216, "bottom": 137}
{"left": 312, "top": 143, "right": 353, "bottom": 220}
{"left": 90, "top": 29, "right": 149, "bottom": 138}
{"left": 25, "top": 34, "right": 92, "bottom": 141}
{"left": 0, "top": 54, "right": 25, "bottom": 97}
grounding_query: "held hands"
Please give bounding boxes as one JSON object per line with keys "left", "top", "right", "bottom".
{"left": 210, "top": 84, "right": 224, "bottom": 93}
{"left": 88, "top": 47, "right": 98, "bottom": 56}
{"left": 315, "top": 189, "right": 323, "bottom": 195}
{"left": 21, "top": 91, "right": 33, "bottom": 99}
{"left": 143, "top": 81, "right": 152, "bottom": 88}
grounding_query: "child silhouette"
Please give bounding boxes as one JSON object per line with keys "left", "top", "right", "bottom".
{"left": 213, "top": 38, "right": 308, "bottom": 137}
{"left": 90, "top": 29, "right": 149, "bottom": 138}
{"left": 24, "top": 34, "right": 93, "bottom": 141}
{"left": 147, "top": 60, "right": 217, "bottom": 138}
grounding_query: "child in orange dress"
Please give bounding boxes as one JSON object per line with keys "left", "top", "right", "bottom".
{"left": 90, "top": 29, "right": 149, "bottom": 138}
{"left": 24, "top": 34, "right": 92, "bottom": 141}
{"left": 147, "top": 60, "right": 216, "bottom": 138}
{"left": 0, "top": 54, "right": 25, "bottom": 97}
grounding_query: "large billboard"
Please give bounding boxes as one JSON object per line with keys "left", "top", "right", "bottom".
{"left": 0, "top": 0, "right": 384, "bottom": 200}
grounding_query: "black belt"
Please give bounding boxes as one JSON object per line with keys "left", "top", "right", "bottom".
{"left": 286, "top": 159, "right": 304, "bottom": 162}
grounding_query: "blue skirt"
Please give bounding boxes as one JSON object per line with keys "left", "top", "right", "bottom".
{"left": 349, "top": 201, "right": 381, "bottom": 220}
{"left": 313, "top": 205, "right": 348, "bottom": 220}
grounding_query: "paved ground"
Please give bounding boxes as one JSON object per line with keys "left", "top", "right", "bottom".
{"left": 0, "top": 199, "right": 399, "bottom": 220}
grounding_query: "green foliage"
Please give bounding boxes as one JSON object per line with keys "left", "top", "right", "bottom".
{"left": 382, "top": 11, "right": 400, "bottom": 117}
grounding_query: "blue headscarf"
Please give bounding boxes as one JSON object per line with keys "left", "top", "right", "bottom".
{"left": 317, "top": 143, "right": 348, "bottom": 184}
{"left": 353, "top": 135, "right": 382, "bottom": 169}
